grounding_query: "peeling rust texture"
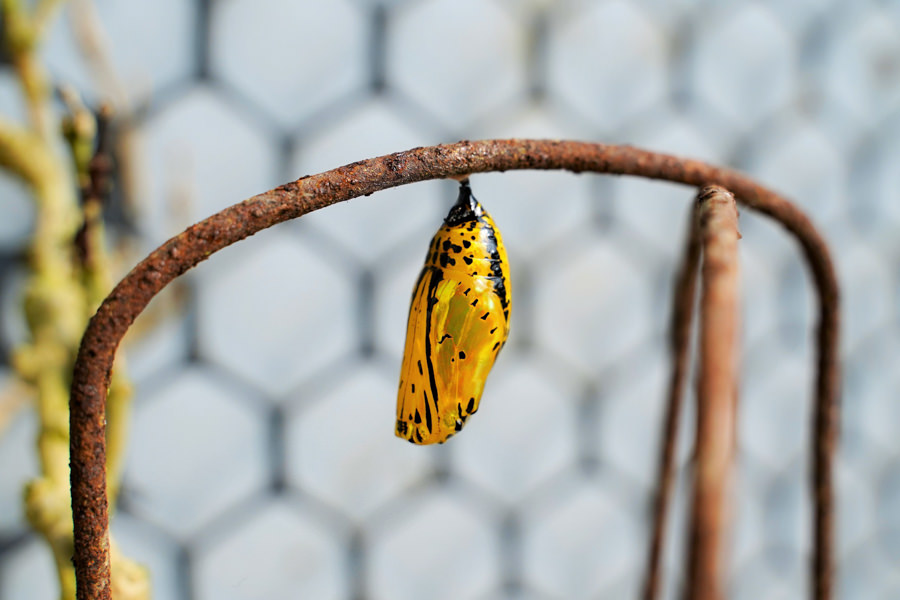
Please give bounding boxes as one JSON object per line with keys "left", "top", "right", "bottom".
{"left": 69, "top": 139, "right": 840, "bottom": 600}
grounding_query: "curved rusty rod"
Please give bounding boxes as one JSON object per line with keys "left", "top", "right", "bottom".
{"left": 70, "top": 139, "right": 839, "bottom": 600}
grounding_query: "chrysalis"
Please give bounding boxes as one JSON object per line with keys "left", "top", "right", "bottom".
{"left": 396, "top": 180, "right": 511, "bottom": 444}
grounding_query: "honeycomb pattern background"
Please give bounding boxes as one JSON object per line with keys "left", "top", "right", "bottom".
{"left": 0, "top": 0, "right": 898, "bottom": 598}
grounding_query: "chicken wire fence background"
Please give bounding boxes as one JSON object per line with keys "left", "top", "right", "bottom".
{"left": 0, "top": 0, "right": 896, "bottom": 598}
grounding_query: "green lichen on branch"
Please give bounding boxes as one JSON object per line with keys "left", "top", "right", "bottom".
{"left": 0, "top": 1, "right": 147, "bottom": 598}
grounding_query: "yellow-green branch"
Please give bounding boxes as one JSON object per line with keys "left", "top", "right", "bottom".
{"left": 0, "top": 1, "right": 147, "bottom": 598}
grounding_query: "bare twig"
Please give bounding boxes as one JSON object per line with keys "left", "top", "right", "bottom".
{"left": 68, "top": 139, "right": 841, "bottom": 600}
{"left": 69, "top": 0, "right": 128, "bottom": 105}
{"left": 60, "top": 86, "right": 97, "bottom": 192}
{"left": 684, "top": 186, "right": 741, "bottom": 600}
{"left": 643, "top": 203, "right": 702, "bottom": 600}
{"left": 69, "top": 0, "right": 144, "bottom": 220}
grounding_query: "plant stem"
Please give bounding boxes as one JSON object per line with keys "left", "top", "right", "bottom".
{"left": 0, "top": 1, "right": 146, "bottom": 598}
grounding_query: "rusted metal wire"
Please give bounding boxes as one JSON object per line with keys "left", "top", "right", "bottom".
{"left": 684, "top": 186, "right": 742, "bottom": 600}
{"left": 643, "top": 201, "right": 702, "bottom": 600}
{"left": 69, "top": 139, "right": 840, "bottom": 600}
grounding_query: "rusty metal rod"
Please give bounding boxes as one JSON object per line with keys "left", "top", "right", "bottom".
{"left": 684, "top": 186, "right": 742, "bottom": 600}
{"left": 643, "top": 202, "right": 702, "bottom": 600}
{"left": 69, "top": 139, "right": 840, "bottom": 600}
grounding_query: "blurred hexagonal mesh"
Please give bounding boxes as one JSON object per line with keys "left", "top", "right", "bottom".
{"left": 0, "top": 0, "right": 895, "bottom": 598}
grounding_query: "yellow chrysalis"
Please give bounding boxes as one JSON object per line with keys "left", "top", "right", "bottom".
{"left": 396, "top": 180, "right": 511, "bottom": 444}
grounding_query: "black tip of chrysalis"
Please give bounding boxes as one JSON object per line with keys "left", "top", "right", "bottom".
{"left": 445, "top": 180, "right": 483, "bottom": 226}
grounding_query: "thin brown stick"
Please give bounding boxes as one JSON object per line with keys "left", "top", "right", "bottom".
{"left": 68, "top": 139, "right": 840, "bottom": 600}
{"left": 643, "top": 203, "right": 702, "bottom": 600}
{"left": 684, "top": 186, "right": 741, "bottom": 600}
